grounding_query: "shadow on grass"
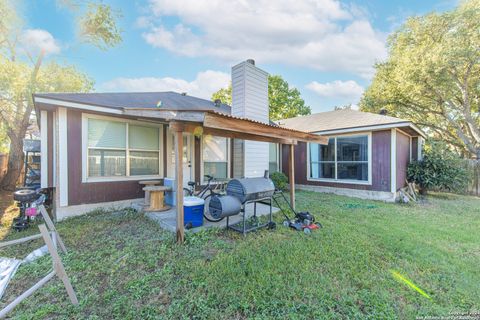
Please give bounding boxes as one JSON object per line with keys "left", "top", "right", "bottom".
{"left": 0, "top": 190, "right": 19, "bottom": 240}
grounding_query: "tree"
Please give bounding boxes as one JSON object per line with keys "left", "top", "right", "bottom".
{"left": 211, "top": 75, "right": 311, "bottom": 121}
{"left": 0, "top": 0, "right": 122, "bottom": 190}
{"left": 211, "top": 86, "right": 231, "bottom": 106}
{"left": 360, "top": 0, "right": 480, "bottom": 159}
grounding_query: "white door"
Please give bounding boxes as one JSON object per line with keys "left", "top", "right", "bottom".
{"left": 182, "top": 134, "right": 193, "bottom": 186}
{"left": 167, "top": 131, "right": 193, "bottom": 187}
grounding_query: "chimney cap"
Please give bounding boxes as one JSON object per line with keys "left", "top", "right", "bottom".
{"left": 181, "top": 92, "right": 187, "bottom": 96}
{"left": 214, "top": 99, "right": 222, "bottom": 106}
{"left": 246, "top": 59, "right": 255, "bottom": 65}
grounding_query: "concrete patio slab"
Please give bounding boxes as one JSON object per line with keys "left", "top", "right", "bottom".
{"left": 134, "top": 201, "right": 279, "bottom": 233}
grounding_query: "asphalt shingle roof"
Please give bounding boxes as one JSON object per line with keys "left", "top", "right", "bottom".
{"left": 34, "top": 91, "right": 231, "bottom": 114}
{"left": 277, "top": 109, "right": 410, "bottom": 133}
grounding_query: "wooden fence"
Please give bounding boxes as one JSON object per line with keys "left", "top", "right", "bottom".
{"left": 463, "top": 159, "right": 480, "bottom": 197}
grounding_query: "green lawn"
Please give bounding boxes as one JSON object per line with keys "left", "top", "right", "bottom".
{"left": 0, "top": 191, "right": 479, "bottom": 319}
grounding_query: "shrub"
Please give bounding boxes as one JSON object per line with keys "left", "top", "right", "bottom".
{"left": 407, "top": 141, "right": 468, "bottom": 194}
{"left": 270, "top": 171, "right": 288, "bottom": 191}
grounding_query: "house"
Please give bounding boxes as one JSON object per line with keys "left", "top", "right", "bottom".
{"left": 33, "top": 59, "right": 425, "bottom": 223}
{"left": 278, "top": 109, "right": 426, "bottom": 201}
{"left": 33, "top": 60, "right": 325, "bottom": 222}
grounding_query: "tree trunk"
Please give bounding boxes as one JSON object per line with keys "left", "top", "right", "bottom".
{"left": 1, "top": 135, "right": 25, "bottom": 191}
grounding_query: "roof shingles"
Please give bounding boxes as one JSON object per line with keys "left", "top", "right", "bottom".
{"left": 34, "top": 91, "right": 231, "bottom": 113}
{"left": 277, "top": 109, "right": 410, "bottom": 133}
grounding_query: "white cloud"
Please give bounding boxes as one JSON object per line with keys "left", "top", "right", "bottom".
{"left": 100, "top": 70, "right": 230, "bottom": 99}
{"left": 307, "top": 80, "right": 364, "bottom": 103}
{"left": 140, "top": 0, "right": 387, "bottom": 78}
{"left": 20, "top": 29, "right": 61, "bottom": 55}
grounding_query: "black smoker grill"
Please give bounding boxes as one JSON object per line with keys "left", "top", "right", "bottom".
{"left": 210, "top": 171, "right": 275, "bottom": 235}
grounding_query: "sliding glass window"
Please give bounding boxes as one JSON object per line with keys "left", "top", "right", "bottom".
{"left": 309, "top": 135, "right": 369, "bottom": 182}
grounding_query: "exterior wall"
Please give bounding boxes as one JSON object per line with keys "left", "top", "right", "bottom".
{"left": 232, "top": 139, "right": 244, "bottom": 178}
{"left": 194, "top": 136, "right": 201, "bottom": 183}
{"left": 282, "top": 130, "right": 392, "bottom": 192}
{"left": 296, "top": 184, "right": 395, "bottom": 202}
{"left": 40, "top": 109, "right": 56, "bottom": 187}
{"left": 47, "top": 111, "right": 54, "bottom": 186}
{"left": 411, "top": 137, "right": 418, "bottom": 161}
{"left": 67, "top": 109, "right": 151, "bottom": 206}
{"left": 372, "top": 130, "right": 392, "bottom": 191}
{"left": 396, "top": 130, "right": 411, "bottom": 190}
{"left": 56, "top": 198, "right": 144, "bottom": 220}
{"left": 40, "top": 106, "right": 206, "bottom": 210}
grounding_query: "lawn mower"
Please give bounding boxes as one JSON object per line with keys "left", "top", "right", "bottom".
{"left": 272, "top": 190, "right": 322, "bottom": 234}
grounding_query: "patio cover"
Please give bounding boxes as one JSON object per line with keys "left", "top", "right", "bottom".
{"left": 123, "top": 108, "right": 328, "bottom": 243}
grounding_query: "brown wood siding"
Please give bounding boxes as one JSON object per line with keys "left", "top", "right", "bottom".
{"left": 67, "top": 109, "right": 152, "bottom": 206}
{"left": 281, "top": 144, "right": 289, "bottom": 175}
{"left": 371, "top": 130, "right": 391, "bottom": 191}
{"left": 47, "top": 111, "right": 54, "bottom": 187}
{"left": 163, "top": 126, "right": 168, "bottom": 177}
{"left": 230, "top": 139, "right": 234, "bottom": 178}
{"left": 396, "top": 131, "right": 410, "bottom": 190}
{"left": 282, "top": 130, "right": 391, "bottom": 192}
{"left": 411, "top": 137, "right": 418, "bottom": 161}
{"left": 194, "top": 136, "right": 201, "bottom": 184}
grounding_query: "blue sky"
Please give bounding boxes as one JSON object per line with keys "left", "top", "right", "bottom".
{"left": 20, "top": 0, "right": 456, "bottom": 113}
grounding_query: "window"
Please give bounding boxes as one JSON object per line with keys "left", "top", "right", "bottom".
{"left": 269, "top": 143, "right": 279, "bottom": 173}
{"left": 310, "top": 138, "right": 335, "bottom": 179}
{"left": 86, "top": 117, "right": 162, "bottom": 179}
{"left": 129, "top": 125, "right": 160, "bottom": 176}
{"left": 203, "top": 136, "right": 228, "bottom": 179}
{"left": 309, "top": 134, "right": 369, "bottom": 183}
{"left": 87, "top": 119, "right": 126, "bottom": 177}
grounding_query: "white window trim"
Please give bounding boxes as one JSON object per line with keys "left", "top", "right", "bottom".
{"left": 200, "top": 136, "right": 231, "bottom": 184}
{"left": 52, "top": 111, "right": 56, "bottom": 187}
{"left": 58, "top": 108, "right": 69, "bottom": 206}
{"left": 40, "top": 110, "right": 48, "bottom": 188}
{"left": 417, "top": 136, "right": 424, "bottom": 160}
{"left": 409, "top": 136, "right": 412, "bottom": 162}
{"left": 82, "top": 113, "right": 164, "bottom": 183}
{"left": 307, "top": 132, "right": 372, "bottom": 185}
{"left": 391, "top": 129, "right": 397, "bottom": 192}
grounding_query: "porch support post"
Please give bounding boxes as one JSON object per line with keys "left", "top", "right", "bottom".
{"left": 289, "top": 144, "right": 295, "bottom": 210}
{"left": 173, "top": 123, "right": 185, "bottom": 244}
